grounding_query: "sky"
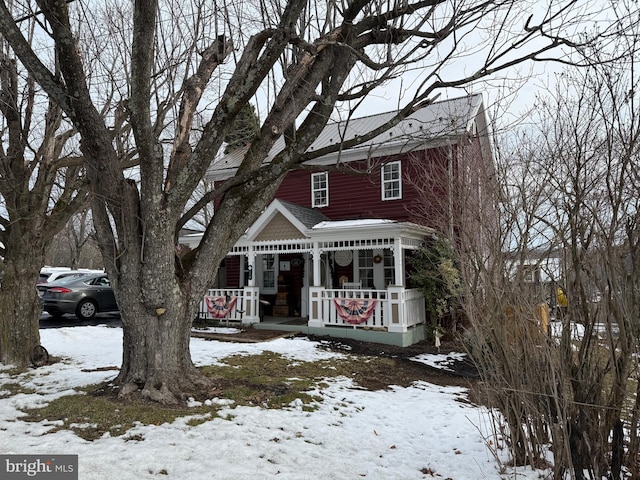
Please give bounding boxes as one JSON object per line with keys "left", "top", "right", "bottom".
{"left": 0, "top": 325, "right": 551, "bottom": 480}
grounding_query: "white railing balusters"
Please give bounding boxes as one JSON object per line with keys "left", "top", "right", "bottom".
{"left": 309, "top": 287, "right": 425, "bottom": 331}
{"left": 199, "top": 286, "right": 426, "bottom": 332}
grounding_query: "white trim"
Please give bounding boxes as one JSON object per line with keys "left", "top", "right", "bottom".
{"left": 178, "top": 200, "right": 435, "bottom": 255}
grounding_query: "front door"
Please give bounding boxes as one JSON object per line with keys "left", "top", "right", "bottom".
{"left": 278, "top": 254, "right": 305, "bottom": 316}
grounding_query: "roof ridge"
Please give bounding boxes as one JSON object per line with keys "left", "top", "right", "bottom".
{"left": 326, "top": 93, "right": 483, "bottom": 124}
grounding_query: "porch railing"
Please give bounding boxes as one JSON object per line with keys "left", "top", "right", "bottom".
{"left": 196, "top": 287, "right": 260, "bottom": 324}
{"left": 196, "top": 286, "right": 425, "bottom": 332}
{"left": 321, "top": 288, "right": 387, "bottom": 328}
{"left": 308, "top": 286, "right": 426, "bottom": 332}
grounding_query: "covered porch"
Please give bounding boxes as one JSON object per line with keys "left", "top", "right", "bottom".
{"left": 197, "top": 284, "right": 427, "bottom": 347}
{"left": 188, "top": 199, "right": 433, "bottom": 346}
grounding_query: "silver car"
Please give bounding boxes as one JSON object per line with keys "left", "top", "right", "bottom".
{"left": 40, "top": 273, "right": 118, "bottom": 320}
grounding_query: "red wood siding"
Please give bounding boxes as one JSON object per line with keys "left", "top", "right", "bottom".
{"left": 212, "top": 143, "right": 489, "bottom": 236}
{"left": 274, "top": 147, "right": 452, "bottom": 225}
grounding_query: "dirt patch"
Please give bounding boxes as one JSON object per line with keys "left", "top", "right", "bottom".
{"left": 191, "top": 327, "right": 479, "bottom": 391}
{"left": 309, "top": 335, "right": 479, "bottom": 390}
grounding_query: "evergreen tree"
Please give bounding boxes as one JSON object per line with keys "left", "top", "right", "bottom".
{"left": 224, "top": 103, "right": 260, "bottom": 153}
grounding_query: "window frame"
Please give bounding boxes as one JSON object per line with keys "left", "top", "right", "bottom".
{"left": 381, "top": 161, "right": 402, "bottom": 200}
{"left": 357, "top": 250, "right": 374, "bottom": 289}
{"left": 383, "top": 249, "right": 395, "bottom": 287}
{"left": 311, "top": 171, "right": 329, "bottom": 208}
{"left": 262, "top": 254, "right": 277, "bottom": 293}
{"left": 521, "top": 265, "right": 540, "bottom": 283}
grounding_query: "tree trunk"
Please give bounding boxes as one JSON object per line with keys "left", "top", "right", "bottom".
{"left": 114, "top": 299, "right": 210, "bottom": 404}
{"left": 0, "top": 258, "right": 44, "bottom": 367}
{"left": 91, "top": 180, "right": 217, "bottom": 404}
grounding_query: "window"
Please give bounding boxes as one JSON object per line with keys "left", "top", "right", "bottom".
{"left": 358, "top": 250, "right": 374, "bottom": 288}
{"left": 262, "top": 254, "right": 276, "bottom": 289}
{"left": 521, "top": 265, "right": 540, "bottom": 283}
{"left": 381, "top": 161, "right": 401, "bottom": 200}
{"left": 383, "top": 250, "right": 395, "bottom": 287}
{"left": 311, "top": 172, "right": 329, "bottom": 207}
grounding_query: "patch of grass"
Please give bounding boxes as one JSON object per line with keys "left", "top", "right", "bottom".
{"left": 19, "top": 350, "right": 427, "bottom": 441}
{"left": 185, "top": 414, "right": 213, "bottom": 427}
{"left": 20, "top": 389, "right": 215, "bottom": 441}
{"left": 0, "top": 366, "right": 30, "bottom": 377}
{"left": 0, "top": 382, "right": 37, "bottom": 398}
{"left": 200, "top": 351, "right": 335, "bottom": 410}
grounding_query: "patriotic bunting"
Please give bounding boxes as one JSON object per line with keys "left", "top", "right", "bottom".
{"left": 205, "top": 296, "right": 237, "bottom": 318}
{"left": 333, "top": 298, "right": 377, "bottom": 324}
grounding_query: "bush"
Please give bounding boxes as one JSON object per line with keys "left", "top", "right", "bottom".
{"left": 410, "top": 237, "right": 462, "bottom": 323}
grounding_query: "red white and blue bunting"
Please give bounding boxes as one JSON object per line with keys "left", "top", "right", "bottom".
{"left": 205, "top": 296, "right": 237, "bottom": 318}
{"left": 333, "top": 298, "right": 377, "bottom": 325}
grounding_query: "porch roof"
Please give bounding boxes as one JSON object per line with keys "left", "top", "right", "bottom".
{"left": 230, "top": 199, "right": 435, "bottom": 255}
{"left": 178, "top": 199, "right": 435, "bottom": 254}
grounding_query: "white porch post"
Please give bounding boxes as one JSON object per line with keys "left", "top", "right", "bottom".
{"left": 393, "top": 237, "right": 404, "bottom": 286}
{"left": 247, "top": 246, "right": 256, "bottom": 287}
{"left": 309, "top": 243, "right": 324, "bottom": 327}
{"left": 387, "top": 286, "right": 407, "bottom": 333}
{"left": 387, "top": 237, "right": 407, "bottom": 332}
{"left": 242, "top": 247, "right": 260, "bottom": 323}
{"left": 312, "top": 242, "right": 322, "bottom": 286}
{"left": 308, "top": 287, "right": 324, "bottom": 327}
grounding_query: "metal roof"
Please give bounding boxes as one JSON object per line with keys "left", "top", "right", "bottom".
{"left": 208, "top": 93, "right": 486, "bottom": 180}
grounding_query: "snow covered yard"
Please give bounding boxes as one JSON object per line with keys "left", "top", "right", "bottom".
{"left": 0, "top": 325, "right": 545, "bottom": 479}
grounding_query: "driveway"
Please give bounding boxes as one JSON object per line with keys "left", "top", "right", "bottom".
{"left": 39, "top": 312, "right": 122, "bottom": 329}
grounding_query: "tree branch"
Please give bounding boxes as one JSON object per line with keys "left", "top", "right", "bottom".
{"left": 166, "top": 36, "right": 233, "bottom": 192}
{"left": 0, "top": 2, "right": 70, "bottom": 112}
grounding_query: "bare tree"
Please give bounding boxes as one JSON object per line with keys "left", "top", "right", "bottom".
{"left": 0, "top": 24, "right": 89, "bottom": 366}
{"left": 0, "top": 0, "right": 633, "bottom": 403}
{"left": 46, "top": 209, "right": 101, "bottom": 269}
{"left": 463, "top": 31, "right": 640, "bottom": 477}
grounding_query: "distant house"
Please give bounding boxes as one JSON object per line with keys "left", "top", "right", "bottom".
{"left": 506, "top": 248, "right": 564, "bottom": 307}
{"left": 181, "top": 94, "right": 495, "bottom": 346}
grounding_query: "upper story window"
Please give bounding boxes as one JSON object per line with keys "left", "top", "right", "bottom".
{"left": 381, "top": 161, "right": 402, "bottom": 200}
{"left": 311, "top": 172, "right": 329, "bottom": 207}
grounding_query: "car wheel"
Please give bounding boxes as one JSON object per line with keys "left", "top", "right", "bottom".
{"left": 76, "top": 299, "right": 98, "bottom": 320}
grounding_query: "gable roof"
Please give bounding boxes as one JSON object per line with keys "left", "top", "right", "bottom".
{"left": 178, "top": 198, "right": 435, "bottom": 250}
{"left": 208, "top": 94, "right": 488, "bottom": 181}
{"left": 278, "top": 199, "right": 328, "bottom": 229}
{"left": 243, "top": 199, "right": 434, "bottom": 244}
{"left": 245, "top": 199, "right": 329, "bottom": 241}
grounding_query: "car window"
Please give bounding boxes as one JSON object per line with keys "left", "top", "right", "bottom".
{"left": 91, "top": 276, "right": 111, "bottom": 287}
{"left": 52, "top": 274, "right": 88, "bottom": 285}
{"left": 55, "top": 273, "right": 81, "bottom": 281}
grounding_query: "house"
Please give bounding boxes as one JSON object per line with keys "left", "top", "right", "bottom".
{"left": 180, "top": 94, "right": 494, "bottom": 346}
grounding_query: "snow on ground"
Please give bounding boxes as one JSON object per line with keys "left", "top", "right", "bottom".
{"left": 410, "top": 352, "right": 467, "bottom": 372}
{"left": 0, "top": 325, "right": 546, "bottom": 480}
